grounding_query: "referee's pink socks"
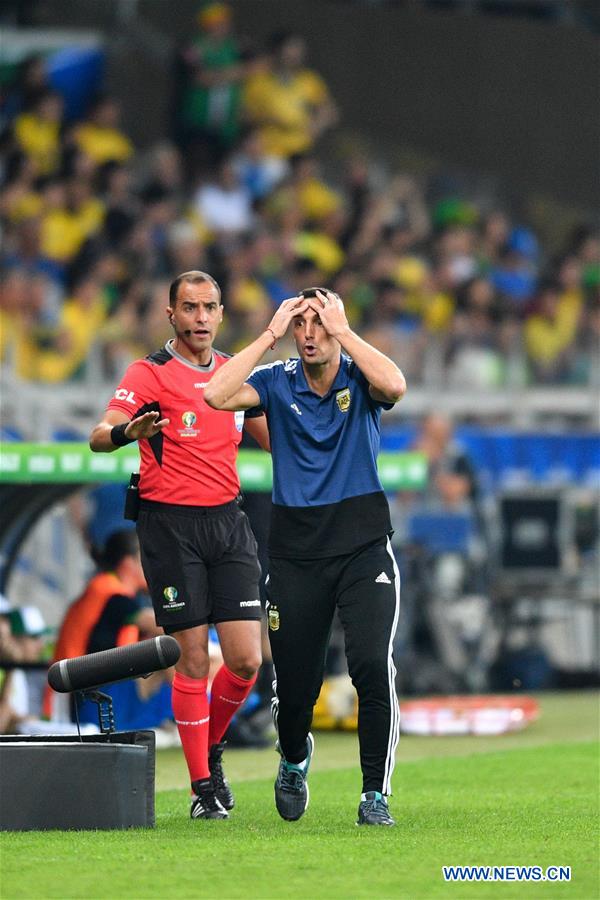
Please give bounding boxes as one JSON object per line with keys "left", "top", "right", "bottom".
{"left": 209, "top": 664, "right": 257, "bottom": 746}
{"left": 172, "top": 671, "right": 210, "bottom": 782}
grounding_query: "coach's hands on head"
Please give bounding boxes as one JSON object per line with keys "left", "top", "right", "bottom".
{"left": 267, "top": 295, "right": 309, "bottom": 340}
{"left": 125, "top": 411, "right": 170, "bottom": 440}
{"left": 308, "top": 290, "right": 350, "bottom": 340}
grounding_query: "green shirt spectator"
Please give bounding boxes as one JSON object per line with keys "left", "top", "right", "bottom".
{"left": 178, "top": 3, "right": 244, "bottom": 150}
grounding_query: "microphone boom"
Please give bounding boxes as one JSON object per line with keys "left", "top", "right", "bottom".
{"left": 48, "top": 635, "right": 180, "bottom": 693}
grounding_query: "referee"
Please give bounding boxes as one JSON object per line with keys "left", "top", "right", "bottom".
{"left": 90, "top": 271, "right": 268, "bottom": 820}
{"left": 205, "top": 288, "right": 406, "bottom": 826}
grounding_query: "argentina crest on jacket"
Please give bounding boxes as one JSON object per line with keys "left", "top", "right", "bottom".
{"left": 336, "top": 388, "right": 351, "bottom": 412}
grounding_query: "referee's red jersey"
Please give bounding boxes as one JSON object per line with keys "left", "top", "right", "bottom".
{"left": 107, "top": 343, "right": 251, "bottom": 506}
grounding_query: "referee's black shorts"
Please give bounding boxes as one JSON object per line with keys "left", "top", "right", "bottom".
{"left": 137, "top": 498, "right": 262, "bottom": 632}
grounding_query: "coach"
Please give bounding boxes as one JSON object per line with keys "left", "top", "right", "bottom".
{"left": 205, "top": 287, "right": 406, "bottom": 826}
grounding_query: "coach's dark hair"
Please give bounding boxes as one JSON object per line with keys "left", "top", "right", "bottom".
{"left": 169, "top": 271, "right": 221, "bottom": 307}
{"left": 299, "top": 286, "right": 340, "bottom": 301}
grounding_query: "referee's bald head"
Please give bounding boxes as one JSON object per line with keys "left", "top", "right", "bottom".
{"left": 169, "top": 271, "right": 221, "bottom": 306}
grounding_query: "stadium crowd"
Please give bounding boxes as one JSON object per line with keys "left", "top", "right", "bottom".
{"left": 1, "top": 4, "right": 599, "bottom": 397}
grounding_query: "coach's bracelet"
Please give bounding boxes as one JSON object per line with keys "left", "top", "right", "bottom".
{"left": 265, "top": 327, "right": 277, "bottom": 349}
{"left": 110, "top": 423, "right": 135, "bottom": 447}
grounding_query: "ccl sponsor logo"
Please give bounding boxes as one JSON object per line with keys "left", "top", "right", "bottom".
{"left": 114, "top": 388, "right": 136, "bottom": 404}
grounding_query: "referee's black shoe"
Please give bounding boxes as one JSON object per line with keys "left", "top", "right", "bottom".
{"left": 209, "top": 742, "right": 235, "bottom": 810}
{"left": 190, "top": 778, "right": 228, "bottom": 819}
{"left": 274, "top": 733, "right": 314, "bottom": 821}
{"left": 356, "top": 791, "right": 395, "bottom": 826}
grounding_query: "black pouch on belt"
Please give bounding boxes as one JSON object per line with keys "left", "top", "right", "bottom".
{"left": 124, "top": 472, "right": 140, "bottom": 521}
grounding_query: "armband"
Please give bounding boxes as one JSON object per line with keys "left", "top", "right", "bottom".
{"left": 110, "top": 423, "right": 135, "bottom": 447}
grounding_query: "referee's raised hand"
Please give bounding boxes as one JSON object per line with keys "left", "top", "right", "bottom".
{"left": 89, "top": 410, "right": 170, "bottom": 452}
{"left": 126, "top": 411, "right": 170, "bottom": 440}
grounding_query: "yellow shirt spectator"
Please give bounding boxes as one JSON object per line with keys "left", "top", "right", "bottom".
{"left": 268, "top": 177, "right": 340, "bottom": 224}
{"left": 0, "top": 309, "right": 12, "bottom": 363}
{"left": 394, "top": 256, "right": 455, "bottom": 332}
{"left": 297, "top": 178, "right": 341, "bottom": 222}
{"left": 40, "top": 209, "right": 88, "bottom": 264}
{"left": 73, "top": 197, "right": 106, "bottom": 238}
{"left": 14, "top": 282, "right": 108, "bottom": 382}
{"left": 293, "top": 230, "right": 344, "bottom": 275}
{"left": 4, "top": 190, "right": 44, "bottom": 224}
{"left": 421, "top": 291, "right": 455, "bottom": 332}
{"left": 525, "top": 291, "right": 582, "bottom": 367}
{"left": 243, "top": 68, "right": 331, "bottom": 158}
{"left": 73, "top": 123, "right": 134, "bottom": 165}
{"left": 229, "top": 277, "right": 271, "bottom": 315}
{"left": 13, "top": 113, "right": 61, "bottom": 176}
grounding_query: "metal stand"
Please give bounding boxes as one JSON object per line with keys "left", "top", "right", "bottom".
{"left": 77, "top": 690, "right": 115, "bottom": 735}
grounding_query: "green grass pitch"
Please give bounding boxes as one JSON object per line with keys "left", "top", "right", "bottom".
{"left": 1, "top": 692, "right": 598, "bottom": 899}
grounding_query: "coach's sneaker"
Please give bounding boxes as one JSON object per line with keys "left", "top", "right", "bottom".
{"left": 190, "top": 778, "right": 228, "bottom": 820}
{"left": 209, "top": 742, "right": 235, "bottom": 810}
{"left": 356, "top": 791, "right": 395, "bottom": 826}
{"left": 274, "top": 732, "right": 314, "bottom": 821}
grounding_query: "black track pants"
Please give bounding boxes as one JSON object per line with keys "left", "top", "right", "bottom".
{"left": 265, "top": 536, "right": 400, "bottom": 794}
